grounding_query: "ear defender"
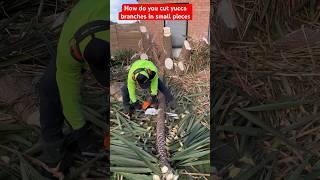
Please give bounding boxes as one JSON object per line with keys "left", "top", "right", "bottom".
{"left": 70, "top": 39, "right": 84, "bottom": 62}
{"left": 69, "top": 20, "right": 109, "bottom": 63}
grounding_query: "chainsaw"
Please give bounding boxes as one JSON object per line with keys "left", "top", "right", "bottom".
{"left": 142, "top": 100, "right": 179, "bottom": 119}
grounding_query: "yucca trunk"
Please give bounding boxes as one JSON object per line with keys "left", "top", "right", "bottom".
{"left": 156, "top": 92, "right": 171, "bottom": 169}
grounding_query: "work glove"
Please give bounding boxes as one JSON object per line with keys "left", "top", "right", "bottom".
{"left": 130, "top": 101, "right": 142, "bottom": 110}
{"left": 124, "top": 102, "right": 137, "bottom": 117}
{"left": 69, "top": 123, "right": 100, "bottom": 153}
{"left": 151, "top": 95, "right": 158, "bottom": 104}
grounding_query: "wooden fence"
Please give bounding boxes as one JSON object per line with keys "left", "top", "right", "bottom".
{"left": 111, "top": 23, "right": 142, "bottom": 54}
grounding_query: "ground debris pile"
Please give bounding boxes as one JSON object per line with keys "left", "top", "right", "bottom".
{"left": 213, "top": 0, "right": 320, "bottom": 179}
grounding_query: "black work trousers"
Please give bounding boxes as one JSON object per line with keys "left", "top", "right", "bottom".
{"left": 39, "top": 58, "right": 65, "bottom": 142}
{"left": 121, "top": 79, "right": 174, "bottom": 108}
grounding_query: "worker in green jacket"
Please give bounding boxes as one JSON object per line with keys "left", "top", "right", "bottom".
{"left": 39, "top": 0, "right": 108, "bottom": 176}
{"left": 122, "top": 59, "right": 174, "bottom": 114}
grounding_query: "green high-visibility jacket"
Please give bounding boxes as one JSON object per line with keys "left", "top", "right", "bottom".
{"left": 56, "top": 0, "right": 109, "bottom": 129}
{"left": 127, "top": 60, "right": 159, "bottom": 103}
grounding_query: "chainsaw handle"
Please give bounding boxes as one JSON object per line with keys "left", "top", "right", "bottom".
{"left": 142, "top": 101, "right": 151, "bottom": 110}
{"left": 142, "top": 101, "right": 159, "bottom": 110}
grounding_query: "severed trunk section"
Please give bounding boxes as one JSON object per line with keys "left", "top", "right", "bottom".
{"left": 139, "top": 26, "right": 163, "bottom": 74}
{"left": 178, "top": 40, "right": 191, "bottom": 61}
{"left": 162, "top": 27, "right": 175, "bottom": 77}
{"left": 164, "top": 58, "right": 174, "bottom": 70}
{"left": 139, "top": 26, "right": 151, "bottom": 54}
{"left": 162, "top": 27, "right": 173, "bottom": 59}
{"left": 177, "top": 40, "right": 191, "bottom": 72}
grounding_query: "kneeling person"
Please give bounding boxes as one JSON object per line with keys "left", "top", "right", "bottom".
{"left": 122, "top": 59, "right": 174, "bottom": 114}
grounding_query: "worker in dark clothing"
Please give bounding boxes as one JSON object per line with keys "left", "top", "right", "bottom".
{"left": 122, "top": 59, "right": 174, "bottom": 114}
{"left": 39, "top": 0, "right": 109, "bottom": 177}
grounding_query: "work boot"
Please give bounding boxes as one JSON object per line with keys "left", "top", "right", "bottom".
{"left": 68, "top": 123, "right": 102, "bottom": 154}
